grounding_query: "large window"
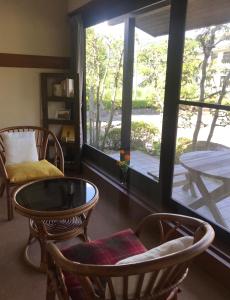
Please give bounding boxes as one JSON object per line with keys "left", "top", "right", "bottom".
{"left": 85, "top": 4, "right": 170, "bottom": 181}
{"left": 84, "top": 0, "right": 230, "bottom": 237}
{"left": 172, "top": 0, "right": 230, "bottom": 232}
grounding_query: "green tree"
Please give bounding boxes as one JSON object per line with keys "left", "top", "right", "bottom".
{"left": 191, "top": 25, "right": 230, "bottom": 148}
{"left": 86, "top": 27, "right": 124, "bottom": 150}
{"left": 137, "top": 39, "right": 168, "bottom": 112}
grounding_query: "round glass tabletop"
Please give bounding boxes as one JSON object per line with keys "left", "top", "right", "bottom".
{"left": 15, "top": 177, "right": 97, "bottom": 212}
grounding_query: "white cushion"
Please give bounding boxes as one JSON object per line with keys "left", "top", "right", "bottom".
{"left": 2, "top": 132, "right": 38, "bottom": 165}
{"left": 105, "top": 236, "right": 193, "bottom": 299}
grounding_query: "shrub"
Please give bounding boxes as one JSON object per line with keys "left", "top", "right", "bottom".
{"left": 102, "top": 99, "right": 159, "bottom": 111}
{"left": 131, "top": 121, "right": 159, "bottom": 151}
{"left": 105, "top": 127, "right": 121, "bottom": 150}
{"left": 152, "top": 140, "right": 161, "bottom": 156}
{"left": 175, "top": 137, "right": 191, "bottom": 163}
{"left": 104, "top": 121, "right": 160, "bottom": 152}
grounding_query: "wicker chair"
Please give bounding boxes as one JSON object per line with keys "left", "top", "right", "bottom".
{"left": 46, "top": 213, "right": 215, "bottom": 300}
{"left": 0, "top": 126, "right": 64, "bottom": 220}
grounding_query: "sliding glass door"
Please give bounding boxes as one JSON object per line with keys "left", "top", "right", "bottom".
{"left": 85, "top": 3, "right": 171, "bottom": 184}
{"left": 172, "top": 0, "right": 230, "bottom": 233}
{"left": 84, "top": 0, "right": 230, "bottom": 236}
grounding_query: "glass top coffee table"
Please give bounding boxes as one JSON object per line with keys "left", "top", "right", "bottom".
{"left": 13, "top": 177, "right": 99, "bottom": 272}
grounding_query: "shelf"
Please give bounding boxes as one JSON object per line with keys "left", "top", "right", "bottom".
{"left": 41, "top": 72, "right": 80, "bottom": 172}
{"left": 47, "top": 119, "right": 75, "bottom": 125}
{"left": 49, "top": 139, "right": 75, "bottom": 146}
{"left": 60, "top": 140, "right": 75, "bottom": 145}
{"left": 47, "top": 96, "right": 75, "bottom": 102}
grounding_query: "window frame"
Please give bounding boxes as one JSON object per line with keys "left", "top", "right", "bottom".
{"left": 80, "top": 0, "right": 230, "bottom": 247}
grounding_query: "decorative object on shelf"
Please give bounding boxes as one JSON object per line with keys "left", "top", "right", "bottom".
{"left": 61, "top": 125, "right": 75, "bottom": 142}
{"left": 55, "top": 110, "right": 71, "bottom": 120}
{"left": 117, "top": 149, "right": 130, "bottom": 185}
{"left": 53, "top": 84, "right": 63, "bottom": 97}
{"left": 60, "top": 78, "right": 74, "bottom": 97}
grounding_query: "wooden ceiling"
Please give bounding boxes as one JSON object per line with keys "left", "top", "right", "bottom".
{"left": 136, "top": 0, "right": 230, "bottom": 36}
{"left": 110, "top": 0, "right": 230, "bottom": 37}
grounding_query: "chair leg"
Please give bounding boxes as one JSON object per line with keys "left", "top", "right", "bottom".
{"left": 6, "top": 184, "right": 13, "bottom": 221}
{"left": 0, "top": 182, "right": 5, "bottom": 197}
{"left": 46, "top": 275, "right": 56, "bottom": 300}
{"left": 182, "top": 173, "right": 197, "bottom": 198}
{"left": 167, "top": 287, "right": 180, "bottom": 300}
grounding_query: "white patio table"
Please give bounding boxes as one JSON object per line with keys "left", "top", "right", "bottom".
{"left": 180, "top": 150, "right": 230, "bottom": 228}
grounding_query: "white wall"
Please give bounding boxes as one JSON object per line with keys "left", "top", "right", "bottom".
{"left": 68, "top": 0, "right": 91, "bottom": 12}
{"left": 0, "top": 0, "right": 70, "bottom": 128}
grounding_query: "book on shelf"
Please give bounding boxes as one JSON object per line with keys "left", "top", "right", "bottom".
{"left": 60, "top": 125, "right": 75, "bottom": 142}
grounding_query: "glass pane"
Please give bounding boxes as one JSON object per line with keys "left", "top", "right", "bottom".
{"left": 130, "top": 4, "right": 170, "bottom": 179}
{"left": 181, "top": 0, "right": 230, "bottom": 105}
{"left": 85, "top": 20, "right": 124, "bottom": 153}
{"left": 173, "top": 105, "right": 230, "bottom": 232}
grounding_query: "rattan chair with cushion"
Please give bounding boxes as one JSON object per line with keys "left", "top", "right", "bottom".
{"left": 0, "top": 126, "right": 64, "bottom": 220}
{"left": 46, "top": 213, "right": 214, "bottom": 300}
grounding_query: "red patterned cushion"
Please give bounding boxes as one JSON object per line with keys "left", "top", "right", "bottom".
{"left": 61, "top": 229, "right": 146, "bottom": 300}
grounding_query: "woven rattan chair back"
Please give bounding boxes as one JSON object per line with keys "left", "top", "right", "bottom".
{"left": 0, "top": 126, "right": 64, "bottom": 220}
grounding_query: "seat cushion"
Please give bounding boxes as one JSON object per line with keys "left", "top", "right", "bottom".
{"left": 116, "top": 236, "right": 194, "bottom": 265}
{"left": 2, "top": 131, "right": 38, "bottom": 165}
{"left": 61, "top": 229, "right": 147, "bottom": 300}
{"left": 6, "top": 159, "right": 63, "bottom": 183}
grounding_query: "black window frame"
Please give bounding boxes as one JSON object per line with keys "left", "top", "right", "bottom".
{"left": 72, "top": 0, "right": 230, "bottom": 250}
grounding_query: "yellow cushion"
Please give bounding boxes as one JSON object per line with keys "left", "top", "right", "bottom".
{"left": 6, "top": 159, "right": 64, "bottom": 183}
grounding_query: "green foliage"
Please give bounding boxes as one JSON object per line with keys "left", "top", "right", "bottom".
{"left": 102, "top": 99, "right": 159, "bottom": 111}
{"left": 175, "top": 137, "right": 192, "bottom": 163}
{"left": 131, "top": 121, "right": 159, "bottom": 151}
{"left": 86, "top": 23, "right": 230, "bottom": 151}
{"left": 152, "top": 141, "right": 161, "bottom": 156}
{"left": 137, "top": 39, "right": 168, "bottom": 113}
{"left": 104, "top": 121, "right": 159, "bottom": 152}
{"left": 105, "top": 127, "right": 121, "bottom": 150}
{"left": 132, "top": 100, "right": 157, "bottom": 109}
{"left": 180, "top": 38, "right": 200, "bottom": 100}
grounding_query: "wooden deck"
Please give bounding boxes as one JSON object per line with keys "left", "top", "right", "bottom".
{"left": 108, "top": 150, "right": 230, "bottom": 231}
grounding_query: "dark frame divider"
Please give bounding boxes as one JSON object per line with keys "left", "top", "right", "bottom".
{"left": 159, "top": 0, "right": 188, "bottom": 205}
{"left": 120, "top": 17, "right": 135, "bottom": 156}
{"left": 82, "top": 29, "right": 87, "bottom": 145}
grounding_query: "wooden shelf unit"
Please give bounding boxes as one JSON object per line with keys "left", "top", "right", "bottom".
{"left": 41, "top": 72, "right": 79, "bottom": 170}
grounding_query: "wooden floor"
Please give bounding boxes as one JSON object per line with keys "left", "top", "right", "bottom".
{"left": 0, "top": 177, "right": 230, "bottom": 299}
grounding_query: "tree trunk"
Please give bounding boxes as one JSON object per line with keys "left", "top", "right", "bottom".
{"left": 206, "top": 71, "right": 230, "bottom": 145}
{"left": 101, "top": 50, "right": 124, "bottom": 150}
{"left": 192, "top": 32, "right": 215, "bottom": 150}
